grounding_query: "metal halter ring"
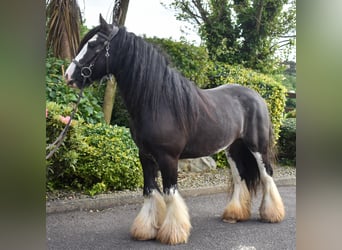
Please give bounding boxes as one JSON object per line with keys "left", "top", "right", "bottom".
{"left": 81, "top": 65, "right": 93, "bottom": 78}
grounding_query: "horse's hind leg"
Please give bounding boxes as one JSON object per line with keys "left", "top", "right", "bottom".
{"left": 252, "top": 152, "right": 285, "bottom": 222}
{"left": 155, "top": 154, "right": 191, "bottom": 245}
{"left": 131, "top": 153, "right": 166, "bottom": 241}
{"left": 222, "top": 145, "right": 251, "bottom": 223}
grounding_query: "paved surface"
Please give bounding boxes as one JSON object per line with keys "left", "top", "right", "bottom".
{"left": 46, "top": 177, "right": 295, "bottom": 214}
{"left": 47, "top": 185, "right": 295, "bottom": 250}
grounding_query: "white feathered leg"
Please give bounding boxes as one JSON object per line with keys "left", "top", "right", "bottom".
{"left": 131, "top": 190, "right": 166, "bottom": 240}
{"left": 252, "top": 152, "right": 285, "bottom": 222}
{"left": 222, "top": 156, "right": 251, "bottom": 223}
{"left": 156, "top": 187, "right": 191, "bottom": 244}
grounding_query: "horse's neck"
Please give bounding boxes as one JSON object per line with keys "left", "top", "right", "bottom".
{"left": 111, "top": 33, "right": 200, "bottom": 128}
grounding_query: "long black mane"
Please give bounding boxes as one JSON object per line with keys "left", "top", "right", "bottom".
{"left": 94, "top": 26, "right": 204, "bottom": 132}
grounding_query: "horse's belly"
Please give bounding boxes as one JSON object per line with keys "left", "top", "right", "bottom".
{"left": 180, "top": 132, "right": 236, "bottom": 159}
{"left": 180, "top": 111, "right": 242, "bottom": 159}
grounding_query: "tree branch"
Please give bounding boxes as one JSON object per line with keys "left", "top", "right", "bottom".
{"left": 192, "top": 0, "right": 208, "bottom": 22}
{"left": 255, "top": 0, "right": 264, "bottom": 34}
{"left": 270, "top": 39, "right": 294, "bottom": 51}
{"left": 280, "top": 35, "right": 296, "bottom": 38}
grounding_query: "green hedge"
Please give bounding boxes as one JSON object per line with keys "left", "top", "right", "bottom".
{"left": 278, "top": 118, "right": 296, "bottom": 165}
{"left": 145, "top": 37, "right": 210, "bottom": 87}
{"left": 46, "top": 102, "right": 143, "bottom": 195}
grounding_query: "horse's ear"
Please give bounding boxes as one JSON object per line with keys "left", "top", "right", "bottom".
{"left": 99, "top": 14, "right": 108, "bottom": 26}
{"left": 99, "top": 14, "right": 114, "bottom": 34}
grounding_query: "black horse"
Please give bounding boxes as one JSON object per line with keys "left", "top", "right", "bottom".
{"left": 65, "top": 15, "right": 285, "bottom": 245}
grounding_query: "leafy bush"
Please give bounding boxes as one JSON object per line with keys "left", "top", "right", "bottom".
{"left": 145, "top": 37, "right": 210, "bottom": 87}
{"left": 46, "top": 56, "right": 105, "bottom": 124}
{"left": 277, "top": 118, "right": 296, "bottom": 165}
{"left": 46, "top": 102, "right": 143, "bottom": 194}
{"left": 46, "top": 102, "right": 82, "bottom": 189}
{"left": 212, "top": 151, "right": 229, "bottom": 169}
{"left": 285, "top": 109, "right": 296, "bottom": 118}
{"left": 110, "top": 92, "right": 130, "bottom": 127}
{"left": 75, "top": 123, "right": 143, "bottom": 193}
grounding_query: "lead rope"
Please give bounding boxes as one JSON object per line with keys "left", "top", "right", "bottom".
{"left": 46, "top": 86, "right": 85, "bottom": 160}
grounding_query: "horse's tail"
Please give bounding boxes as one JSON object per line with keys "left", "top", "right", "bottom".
{"left": 228, "top": 139, "right": 260, "bottom": 195}
{"left": 228, "top": 121, "right": 278, "bottom": 194}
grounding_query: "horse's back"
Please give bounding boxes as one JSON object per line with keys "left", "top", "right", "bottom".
{"left": 204, "top": 84, "right": 264, "bottom": 103}
{"left": 200, "top": 84, "right": 268, "bottom": 121}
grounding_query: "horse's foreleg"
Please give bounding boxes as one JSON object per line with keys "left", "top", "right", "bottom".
{"left": 222, "top": 153, "right": 251, "bottom": 223}
{"left": 155, "top": 154, "right": 191, "bottom": 245}
{"left": 131, "top": 153, "right": 166, "bottom": 240}
{"left": 252, "top": 152, "right": 285, "bottom": 223}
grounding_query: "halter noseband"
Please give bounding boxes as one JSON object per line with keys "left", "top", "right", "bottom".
{"left": 72, "top": 26, "right": 119, "bottom": 85}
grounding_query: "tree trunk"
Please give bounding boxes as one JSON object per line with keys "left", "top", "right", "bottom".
{"left": 46, "top": 0, "right": 80, "bottom": 60}
{"left": 255, "top": 0, "right": 264, "bottom": 34}
{"left": 60, "top": 29, "right": 72, "bottom": 60}
{"left": 103, "top": 0, "right": 130, "bottom": 124}
{"left": 103, "top": 76, "right": 117, "bottom": 123}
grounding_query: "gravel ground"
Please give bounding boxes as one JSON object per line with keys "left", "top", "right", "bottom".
{"left": 46, "top": 166, "right": 295, "bottom": 202}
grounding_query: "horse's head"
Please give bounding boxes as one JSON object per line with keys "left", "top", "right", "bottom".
{"left": 65, "top": 14, "right": 119, "bottom": 88}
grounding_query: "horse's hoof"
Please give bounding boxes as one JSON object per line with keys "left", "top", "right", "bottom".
{"left": 223, "top": 218, "right": 237, "bottom": 223}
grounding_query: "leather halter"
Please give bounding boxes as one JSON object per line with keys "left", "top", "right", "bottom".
{"left": 72, "top": 26, "right": 119, "bottom": 86}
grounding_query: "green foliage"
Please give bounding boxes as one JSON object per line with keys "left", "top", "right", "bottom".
{"left": 212, "top": 151, "right": 229, "bottom": 169}
{"left": 46, "top": 101, "right": 82, "bottom": 187}
{"left": 168, "top": 0, "right": 296, "bottom": 74}
{"left": 282, "top": 61, "right": 297, "bottom": 112}
{"left": 145, "top": 37, "right": 210, "bottom": 87}
{"left": 282, "top": 73, "right": 296, "bottom": 91}
{"left": 278, "top": 118, "right": 296, "bottom": 165}
{"left": 111, "top": 92, "right": 130, "bottom": 127}
{"left": 285, "top": 109, "right": 296, "bottom": 118}
{"left": 77, "top": 123, "right": 143, "bottom": 193}
{"left": 46, "top": 56, "right": 105, "bottom": 124}
{"left": 46, "top": 102, "right": 143, "bottom": 194}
